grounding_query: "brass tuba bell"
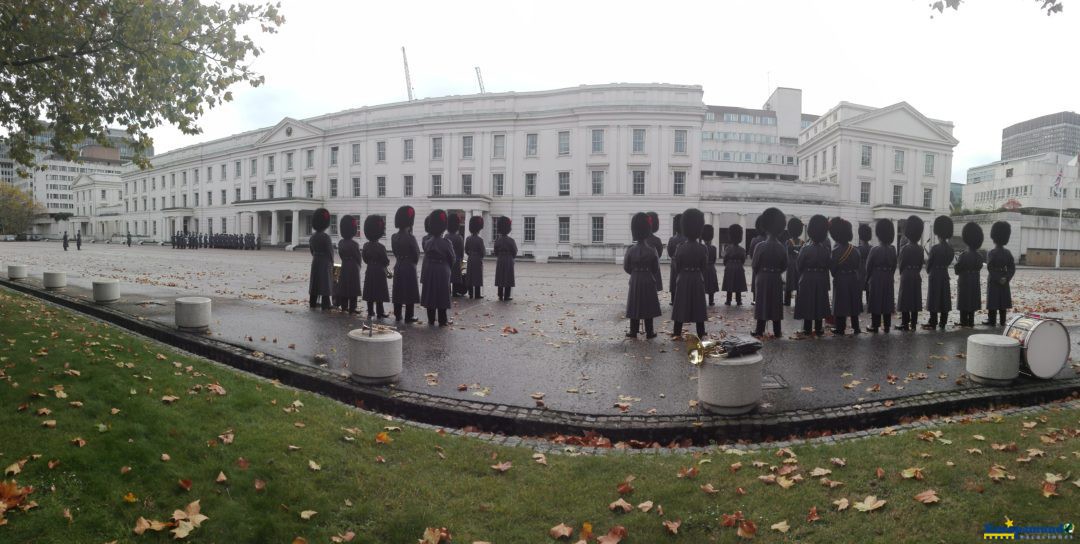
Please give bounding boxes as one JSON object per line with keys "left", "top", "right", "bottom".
{"left": 685, "top": 334, "right": 724, "bottom": 365}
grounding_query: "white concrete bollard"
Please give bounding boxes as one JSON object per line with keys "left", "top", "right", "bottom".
{"left": 7, "top": 265, "right": 27, "bottom": 280}
{"left": 966, "top": 334, "right": 1021, "bottom": 386}
{"left": 43, "top": 271, "right": 67, "bottom": 289}
{"left": 347, "top": 328, "right": 402, "bottom": 383}
{"left": 697, "top": 352, "right": 764, "bottom": 415}
{"left": 92, "top": 279, "right": 120, "bottom": 304}
{"left": 174, "top": 297, "right": 212, "bottom": 332}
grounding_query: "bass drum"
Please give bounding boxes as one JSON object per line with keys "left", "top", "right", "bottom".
{"left": 1003, "top": 315, "right": 1071, "bottom": 379}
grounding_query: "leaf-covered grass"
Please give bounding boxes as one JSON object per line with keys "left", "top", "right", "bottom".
{"left": 0, "top": 288, "right": 1077, "bottom": 543}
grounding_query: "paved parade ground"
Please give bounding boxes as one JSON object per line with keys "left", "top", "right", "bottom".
{"left": 2, "top": 241, "right": 1078, "bottom": 431}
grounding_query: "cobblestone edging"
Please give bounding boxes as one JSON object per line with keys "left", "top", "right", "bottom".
{"left": 3, "top": 277, "right": 1079, "bottom": 445}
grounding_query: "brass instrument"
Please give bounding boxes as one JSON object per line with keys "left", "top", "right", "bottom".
{"left": 686, "top": 334, "right": 725, "bottom": 365}
{"left": 386, "top": 268, "right": 394, "bottom": 279}
{"left": 332, "top": 263, "right": 342, "bottom": 283}
{"left": 461, "top": 256, "right": 469, "bottom": 274}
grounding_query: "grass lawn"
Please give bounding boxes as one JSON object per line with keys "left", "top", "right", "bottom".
{"left": 0, "top": 287, "right": 1077, "bottom": 543}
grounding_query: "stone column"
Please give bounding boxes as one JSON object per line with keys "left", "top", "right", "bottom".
{"left": 291, "top": 209, "right": 300, "bottom": 245}
{"left": 270, "top": 211, "right": 279, "bottom": 245}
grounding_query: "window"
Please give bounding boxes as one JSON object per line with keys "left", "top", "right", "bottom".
{"left": 462, "top": 174, "right": 472, "bottom": 195}
{"left": 171, "top": 173, "right": 176, "bottom": 187}
{"left": 431, "top": 174, "right": 442, "bottom": 196}
{"left": 860, "top": 182, "right": 871, "bottom": 204}
{"left": 523, "top": 216, "right": 536, "bottom": 243}
{"left": 194, "top": 193, "right": 200, "bottom": 206}
{"left": 894, "top": 150, "right": 905, "bottom": 173}
{"left": 329, "top": 215, "right": 338, "bottom": 236}
{"left": 267, "top": 155, "right": 275, "bottom": 174}
{"left": 285, "top": 181, "right": 293, "bottom": 198}
{"left": 352, "top": 143, "right": 361, "bottom": 164}
{"left": 558, "top": 172, "right": 570, "bottom": 196}
{"left": 182, "top": 171, "right": 187, "bottom": 184}
{"left": 558, "top": 216, "right": 570, "bottom": 243}
{"left": 221, "top": 217, "right": 226, "bottom": 233}
{"left": 558, "top": 131, "right": 570, "bottom": 156}
{"left": 330, "top": 146, "right": 339, "bottom": 166}
{"left": 674, "top": 129, "right": 687, "bottom": 154}
{"left": 250, "top": 158, "right": 257, "bottom": 176}
{"left": 352, "top": 177, "right": 361, "bottom": 197}
{"left": 194, "top": 169, "right": 199, "bottom": 183}
{"left": 250, "top": 185, "right": 256, "bottom": 200}
{"left": 431, "top": 137, "right": 442, "bottom": 159}
{"left": 266, "top": 185, "right": 274, "bottom": 199}
{"left": 207, "top": 166, "right": 213, "bottom": 181}
{"left": 493, "top": 173, "right": 504, "bottom": 196}
{"left": 377, "top": 176, "right": 386, "bottom": 197}
{"left": 633, "top": 170, "right": 645, "bottom": 195}
{"left": 591, "top": 216, "right": 604, "bottom": 243}
{"left": 330, "top": 178, "right": 338, "bottom": 197}
{"left": 403, "top": 175, "right": 413, "bottom": 197}
{"left": 591, "top": 129, "right": 604, "bottom": 153}
{"left": 924, "top": 153, "right": 935, "bottom": 176}
{"left": 591, "top": 171, "right": 604, "bottom": 195}
{"left": 206, "top": 191, "right": 212, "bottom": 206}
{"left": 923, "top": 187, "right": 933, "bottom": 208}
{"left": 831, "top": 145, "right": 837, "bottom": 169}
{"left": 305, "top": 179, "right": 313, "bottom": 198}
{"left": 525, "top": 173, "right": 536, "bottom": 196}
{"left": 376, "top": 141, "right": 386, "bottom": 162}
{"left": 860, "top": 145, "right": 872, "bottom": 168}
{"left": 490, "top": 216, "right": 500, "bottom": 240}
{"left": 821, "top": 150, "right": 827, "bottom": 172}
{"left": 462, "top": 135, "right": 473, "bottom": 159}
{"left": 813, "top": 155, "right": 818, "bottom": 176}
{"left": 633, "top": 129, "right": 645, "bottom": 153}
{"left": 526, "top": 133, "right": 538, "bottom": 156}
{"left": 1006, "top": 168, "right": 1013, "bottom": 178}
{"left": 221, "top": 164, "right": 226, "bottom": 179}
{"left": 403, "top": 139, "right": 414, "bottom": 160}
{"left": 220, "top": 189, "right": 226, "bottom": 204}
{"left": 673, "top": 171, "right": 686, "bottom": 195}
{"left": 306, "top": 149, "right": 314, "bottom": 169}
{"left": 493, "top": 134, "right": 505, "bottom": 158}
{"left": 286, "top": 152, "right": 294, "bottom": 171}
{"left": 892, "top": 185, "right": 903, "bottom": 205}
{"left": 234, "top": 161, "right": 241, "bottom": 178}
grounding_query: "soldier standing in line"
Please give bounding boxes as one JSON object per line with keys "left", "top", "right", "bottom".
{"left": 829, "top": 218, "right": 862, "bottom": 335}
{"left": 75, "top": 231, "right": 82, "bottom": 250}
{"left": 420, "top": 214, "right": 432, "bottom": 289}
{"left": 671, "top": 208, "right": 708, "bottom": 339}
{"left": 465, "top": 216, "right": 486, "bottom": 299}
{"left": 666, "top": 213, "right": 686, "bottom": 306}
{"left": 897, "top": 216, "right": 925, "bottom": 331}
{"left": 748, "top": 215, "right": 767, "bottom": 305}
{"left": 624, "top": 212, "right": 661, "bottom": 339}
{"left": 701, "top": 225, "right": 720, "bottom": 306}
{"left": 126, "top": 231, "right": 132, "bottom": 247}
{"left": 722, "top": 224, "right": 747, "bottom": 306}
{"left": 421, "top": 210, "right": 454, "bottom": 326}
{"left": 984, "top": 221, "right": 1015, "bottom": 326}
{"left": 446, "top": 212, "right": 465, "bottom": 297}
{"left": 391, "top": 206, "right": 421, "bottom": 323}
{"left": 794, "top": 215, "right": 831, "bottom": 338}
{"left": 62, "top": 231, "right": 69, "bottom": 251}
{"left": 864, "top": 219, "right": 897, "bottom": 333}
{"left": 256, "top": 234, "right": 261, "bottom": 250}
{"left": 751, "top": 208, "right": 787, "bottom": 338}
{"left": 857, "top": 224, "right": 873, "bottom": 305}
{"left": 645, "top": 211, "right": 664, "bottom": 292}
{"left": 784, "top": 218, "right": 804, "bottom": 306}
{"left": 308, "top": 208, "right": 334, "bottom": 310}
{"left": 362, "top": 215, "right": 391, "bottom": 319}
{"left": 955, "top": 222, "right": 985, "bottom": 328}
{"left": 337, "top": 215, "right": 362, "bottom": 314}
{"left": 494, "top": 216, "right": 517, "bottom": 301}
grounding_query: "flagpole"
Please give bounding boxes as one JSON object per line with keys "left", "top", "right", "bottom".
{"left": 1056, "top": 180, "right": 1064, "bottom": 268}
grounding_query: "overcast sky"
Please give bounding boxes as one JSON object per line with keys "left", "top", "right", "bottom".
{"left": 148, "top": 0, "right": 1077, "bottom": 184}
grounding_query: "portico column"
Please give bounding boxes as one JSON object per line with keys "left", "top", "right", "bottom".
{"left": 270, "top": 211, "right": 279, "bottom": 245}
{"left": 291, "top": 209, "right": 300, "bottom": 245}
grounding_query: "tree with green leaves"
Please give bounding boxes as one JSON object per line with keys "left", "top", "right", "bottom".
{"left": 0, "top": 183, "right": 45, "bottom": 235}
{"left": 0, "top": 0, "right": 284, "bottom": 173}
{"left": 930, "top": 0, "right": 1063, "bottom": 16}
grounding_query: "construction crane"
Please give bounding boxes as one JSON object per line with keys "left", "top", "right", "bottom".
{"left": 401, "top": 47, "right": 414, "bottom": 101}
{"left": 474, "top": 66, "right": 485, "bottom": 94}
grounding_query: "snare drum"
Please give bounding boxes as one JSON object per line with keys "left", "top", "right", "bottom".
{"left": 1003, "top": 314, "right": 1071, "bottom": 379}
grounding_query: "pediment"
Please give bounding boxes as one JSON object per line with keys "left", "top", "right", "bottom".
{"left": 846, "top": 103, "right": 958, "bottom": 145}
{"left": 255, "top": 117, "right": 324, "bottom": 146}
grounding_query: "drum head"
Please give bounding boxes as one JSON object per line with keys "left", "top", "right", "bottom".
{"left": 1025, "top": 320, "right": 1070, "bottom": 378}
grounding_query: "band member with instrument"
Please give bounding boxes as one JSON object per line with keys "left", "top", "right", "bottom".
{"left": 421, "top": 209, "right": 455, "bottom": 326}
{"left": 794, "top": 215, "right": 830, "bottom": 337}
{"left": 337, "top": 215, "right": 362, "bottom": 314}
{"left": 308, "top": 208, "right": 335, "bottom": 310}
{"left": 752, "top": 208, "right": 787, "bottom": 338}
{"left": 624, "top": 212, "right": 661, "bottom": 339}
{"left": 722, "top": 224, "right": 747, "bottom": 306}
{"left": 391, "top": 206, "right": 421, "bottom": 323}
{"left": 671, "top": 208, "right": 708, "bottom": 339}
{"left": 865, "top": 219, "right": 897, "bottom": 333}
{"left": 897, "top": 215, "right": 925, "bottom": 331}
{"left": 465, "top": 216, "right": 486, "bottom": 299}
{"left": 494, "top": 216, "right": 517, "bottom": 301}
{"left": 985, "top": 221, "right": 1015, "bottom": 326}
{"left": 955, "top": 222, "right": 984, "bottom": 328}
{"left": 923, "top": 216, "right": 953, "bottom": 330}
{"left": 829, "top": 218, "right": 862, "bottom": 335}
{"left": 363, "top": 215, "right": 391, "bottom": 319}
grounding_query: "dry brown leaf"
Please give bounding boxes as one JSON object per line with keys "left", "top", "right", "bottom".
{"left": 549, "top": 523, "right": 574, "bottom": 539}
{"left": 737, "top": 519, "right": 757, "bottom": 539}
{"left": 770, "top": 520, "right": 790, "bottom": 533}
{"left": 490, "top": 461, "right": 512, "bottom": 473}
{"left": 636, "top": 500, "right": 653, "bottom": 513}
{"left": 806, "top": 506, "right": 821, "bottom": 523}
{"left": 608, "top": 498, "right": 632, "bottom": 513}
{"left": 662, "top": 519, "right": 681, "bottom": 535}
{"left": 300, "top": 510, "right": 317, "bottom": 520}
{"left": 852, "top": 495, "right": 886, "bottom": 512}
{"left": 834, "top": 497, "right": 850, "bottom": 511}
{"left": 700, "top": 483, "right": 719, "bottom": 494}
{"left": 914, "top": 489, "right": 940, "bottom": 504}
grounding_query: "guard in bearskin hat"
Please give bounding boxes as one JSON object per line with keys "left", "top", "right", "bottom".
{"left": 897, "top": 216, "right": 926, "bottom": 331}
{"left": 857, "top": 223, "right": 873, "bottom": 304}
{"left": 748, "top": 215, "right": 768, "bottom": 304}
{"left": 308, "top": 208, "right": 335, "bottom": 310}
{"left": 362, "top": 215, "right": 391, "bottom": 318}
{"left": 645, "top": 212, "right": 664, "bottom": 291}
{"left": 337, "top": 215, "right": 362, "bottom": 314}
{"left": 420, "top": 214, "right": 433, "bottom": 287}
{"left": 865, "top": 219, "right": 897, "bottom": 333}
{"left": 624, "top": 212, "right": 662, "bottom": 338}
{"left": 830, "top": 218, "right": 862, "bottom": 334}
{"left": 391, "top": 206, "right": 421, "bottom": 323}
{"left": 671, "top": 208, "right": 708, "bottom": 338}
{"left": 954, "top": 222, "right": 985, "bottom": 327}
{"left": 465, "top": 216, "right": 486, "bottom": 299}
{"left": 666, "top": 213, "right": 687, "bottom": 305}
{"left": 722, "top": 224, "right": 747, "bottom": 305}
{"left": 985, "top": 221, "right": 1015, "bottom": 326}
{"left": 794, "top": 215, "right": 831, "bottom": 337}
{"left": 923, "top": 215, "right": 954, "bottom": 330}
{"left": 702, "top": 224, "right": 720, "bottom": 306}
{"left": 752, "top": 208, "right": 788, "bottom": 338}
{"left": 494, "top": 216, "right": 517, "bottom": 301}
{"left": 421, "top": 209, "right": 455, "bottom": 325}
{"left": 785, "top": 218, "right": 804, "bottom": 306}
{"left": 446, "top": 212, "right": 466, "bottom": 297}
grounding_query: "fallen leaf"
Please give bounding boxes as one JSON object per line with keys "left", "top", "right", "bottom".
{"left": 853, "top": 495, "right": 886, "bottom": 512}
{"left": 737, "top": 519, "right": 757, "bottom": 539}
{"left": 875, "top": 467, "right": 885, "bottom": 479}
{"left": 914, "top": 489, "right": 940, "bottom": 504}
{"left": 830, "top": 457, "right": 846, "bottom": 467}
{"left": 549, "top": 523, "right": 574, "bottom": 539}
{"left": 597, "top": 525, "right": 627, "bottom": 544}
{"left": 375, "top": 432, "right": 393, "bottom": 444}
{"left": 806, "top": 506, "right": 821, "bottom": 523}
{"left": 178, "top": 479, "right": 192, "bottom": 492}
{"left": 254, "top": 479, "right": 266, "bottom": 492}
{"left": 771, "top": 520, "right": 790, "bottom": 533}
{"left": 308, "top": 460, "right": 321, "bottom": 471}
{"left": 901, "top": 467, "right": 925, "bottom": 480}
{"left": 1044, "top": 472, "right": 1065, "bottom": 484}
{"left": 133, "top": 516, "right": 170, "bottom": 535}
{"left": 988, "top": 464, "right": 1010, "bottom": 482}
{"left": 490, "top": 461, "right": 512, "bottom": 473}
{"left": 608, "top": 498, "right": 633, "bottom": 513}
{"left": 300, "top": 510, "right": 317, "bottom": 520}
{"left": 216, "top": 471, "right": 227, "bottom": 483}
{"left": 1041, "top": 481, "right": 1058, "bottom": 498}
{"left": 662, "top": 519, "right": 681, "bottom": 534}
{"left": 700, "top": 483, "right": 718, "bottom": 494}
{"left": 676, "top": 466, "right": 699, "bottom": 479}
{"left": 160, "top": 453, "right": 170, "bottom": 462}
{"left": 161, "top": 395, "right": 180, "bottom": 404}
{"left": 123, "top": 492, "right": 138, "bottom": 503}
{"left": 810, "top": 467, "right": 831, "bottom": 477}
{"left": 532, "top": 453, "right": 548, "bottom": 466}
{"left": 834, "top": 497, "right": 850, "bottom": 511}
{"left": 637, "top": 500, "right": 653, "bottom": 513}
{"left": 71, "top": 437, "right": 86, "bottom": 448}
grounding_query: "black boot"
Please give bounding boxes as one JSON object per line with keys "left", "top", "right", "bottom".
{"left": 814, "top": 319, "right": 824, "bottom": 336}
{"left": 394, "top": 303, "right": 403, "bottom": 322}
{"left": 752, "top": 320, "right": 766, "bottom": 338}
{"left": 627, "top": 319, "right": 640, "bottom": 338}
{"left": 866, "top": 314, "right": 881, "bottom": 333}
{"left": 426, "top": 307, "right": 436, "bottom": 325}
{"left": 708, "top": 293, "right": 715, "bottom": 306}
{"left": 405, "top": 304, "right": 418, "bottom": 323}
{"left": 696, "top": 322, "right": 706, "bottom": 338}
{"left": 644, "top": 318, "right": 656, "bottom": 339}
{"left": 438, "top": 309, "right": 449, "bottom": 326}
{"left": 883, "top": 313, "right": 892, "bottom": 333}
{"left": 377, "top": 302, "right": 389, "bottom": 319}
{"left": 725, "top": 292, "right": 732, "bottom": 306}
{"left": 850, "top": 316, "right": 861, "bottom": 334}
{"left": 736, "top": 293, "right": 743, "bottom": 306}
{"left": 772, "top": 320, "right": 782, "bottom": 338}
{"left": 475, "top": 286, "right": 482, "bottom": 299}
{"left": 503, "top": 287, "right": 512, "bottom": 301}
{"left": 367, "top": 301, "right": 375, "bottom": 317}
{"left": 672, "top": 321, "right": 684, "bottom": 338}
{"left": 309, "top": 294, "right": 318, "bottom": 308}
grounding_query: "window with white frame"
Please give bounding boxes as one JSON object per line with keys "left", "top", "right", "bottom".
{"left": 523, "top": 216, "right": 536, "bottom": 242}
{"left": 557, "top": 131, "right": 569, "bottom": 156}
{"left": 221, "top": 164, "right": 226, "bottom": 179}
{"left": 860, "top": 144, "right": 872, "bottom": 168}
{"left": 632, "top": 129, "right": 645, "bottom": 153}
{"left": 221, "top": 189, "right": 226, "bottom": 204}
{"left": 591, "top": 129, "right": 604, "bottom": 153}
{"left": 462, "top": 135, "right": 473, "bottom": 159}
{"left": 250, "top": 185, "right": 256, "bottom": 200}
{"left": 330, "top": 178, "right": 338, "bottom": 197}
{"left": 892, "top": 185, "right": 903, "bottom": 205}
{"left": 673, "top": 171, "right": 686, "bottom": 195}
{"left": 403, "top": 175, "right": 413, "bottom": 197}
{"left": 250, "top": 158, "right": 257, "bottom": 176}
{"left": 330, "top": 146, "right": 338, "bottom": 166}
{"left": 376, "top": 176, "right": 386, "bottom": 197}
{"left": 860, "top": 181, "right": 871, "bottom": 204}
{"left": 633, "top": 170, "right": 645, "bottom": 195}
{"left": 235, "top": 161, "right": 241, "bottom": 178}
{"left": 924, "top": 153, "right": 935, "bottom": 176}
{"left": 305, "top": 179, "right": 313, "bottom": 198}
{"left": 234, "top": 188, "right": 240, "bottom": 202}
{"left": 285, "top": 181, "right": 292, "bottom": 198}
{"left": 431, "top": 174, "right": 442, "bottom": 196}
{"left": 403, "top": 139, "right": 414, "bottom": 161}
{"left": 352, "top": 143, "right": 361, "bottom": 164}
{"left": 286, "top": 152, "right": 294, "bottom": 171}
{"left": 493, "top": 173, "right": 504, "bottom": 196}
{"left": 351, "top": 177, "right": 360, "bottom": 197}
{"left": 305, "top": 149, "right": 314, "bottom": 169}
{"left": 525, "top": 173, "right": 536, "bottom": 196}
{"left": 376, "top": 141, "right": 386, "bottom": 162}
{"left": 821, "top": 150, "right": 826, "bottom": 172}
{"left": 221, "top": 217, "right": 226, "bottom": 233}
{"left": 923, "top": 187, "right": 933, "bottom": 208}
{"left": 431, "top": 137, "right": 442, "bottom": 159}
{"left": 266, "top": 184, "right": 274, "bottom": 199}
{"left": 329, "top": 214, "right": 338, "bottom": 235}
{"left": 462, "top": 173, "right": 472, "bottom": 195}
{"left": 831, "top": 145, "right": 837, "bottom": 169}
{"left": 894, "top": 150, "right": 905, "bottom": 173}
{"left": 591, "top": 216, "right": 604, "bottom": 243}
{"left": 493, "top": 134, "right": 505, "bottom": 158}
{"left": 526, "top": 133, "right": 538, "bottom": 156}
{"left": 207, "top": 166, "right": 213, "bottom": 181}
{"left": 674, "top": 129, "right": 687, "bottom": 154}
{"left": 558, "top": 171, "right": 570, "bottom": 196}
{"left": 558, "top": 216, "right": 570, "bottom": 242}
{"left": 591, "top": 170, "right": 603, "bottom": 195}
{"left": 194, "top": 168, "right": 199, "bottom": 183}
{"left": 490, "top": 216, "right": 500, "bottom": 241}
{"left": 267, "top": 155, "right": 274, "bottom": 174}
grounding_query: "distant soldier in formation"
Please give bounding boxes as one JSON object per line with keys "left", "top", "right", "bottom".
{"left": 362, "top": 215, "right": 391, "bottom": 319}
{"left": 446, "top": 212, "right": 465, "bottom": 297}
{"left": 420, "top": 215, "right": 432, "bottom": 289}
{"left": 829, "top": 218, "right": 862, "bottom": 335}
{"left": 748, "top": 215, "right": 767, "bottom": 304}
{"left": 645, "top": 211, "right": 664, "bottom": 291}
{"left": 421, "top": 209, "right": 454, "bottom": 326}
{"left": 751, "top": 208, "right": 787, "bottom": 338}
{"left": 465, "top": 216, "right": 486, "bottom": 299}
{"left": 857, "top": 223, "right": 873, "bottom": 305}
{"left": 671, "top": 208, "right": 708, "bottom": 339}
{"left": 666, "top": 213, "right": 686, "bottom": 305}
{"left": 897, "top": 216, "right": 925, "bottom": 331}
{"left": 985, "top": 221, "right": 1016, "bottom": 326}
{"left": 624, "top": 212, "right": 661, "bottom": 339}
{"left": 494, "top": 217, "right": 517, "bottom": 301}
{"left": 62, "top": 231, "right": 69, "bottom": 251}
{"left": 75, "top": 231, "right": 82, "bottom": 250}
{"left": 784, "top": 218, "right": 804, "bottom": 306}
{"left": 336, "top": 215, "right": 362, "bottom": 314}
{"left": 701, "top": 224, "right": 720, "bottom": 306}
{"left": 955, "top": 222, "right": 985, "bottom": 328}
{"left": 794, "top": 215, "right": 831, "bottom": 338}
{"left": 391, "top": 206, "right": 421, "bottom": 323}
{"left": 308, "top": 208, "right": 334, "bottom": 310}
{"left": 721, "top": 224, "right": 747, "bottom": 306}
{"left": 255, "top": 235, "right": 261, "bottom": 250}
{"left": 865, "top": 219, "right": 897, "bottom": 333}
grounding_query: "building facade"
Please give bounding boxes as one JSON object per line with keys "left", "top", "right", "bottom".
{"left": 1001, "top": 111, "right": 1080, "bottom": 161}
{"left": 962, "top": 152, "right": 1079, "bottom": 212}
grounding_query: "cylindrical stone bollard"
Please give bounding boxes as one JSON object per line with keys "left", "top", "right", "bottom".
{"left": 347, "top": 328, "right": 403, "bottom": 383}
{"left": 43, "top": 271, "right": 67, "bottom": 289}
{"left": 697, "top": 352, "right": 764, "bottom": 415}
{"left": 966, "top": 334, "right": 1021, "bottom": 386}
{"left": 92, "top": 279, "right": 120, "bottom": 304}
{"left": 174, "top": 297, "right": 212, "bottom": 332}
{"left": 7, "top": 265, "right": 27, "bottom": 280}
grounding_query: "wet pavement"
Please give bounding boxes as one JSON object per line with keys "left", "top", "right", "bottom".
{"left": 2, "top": 241, "right": 1078, "bottom": 418}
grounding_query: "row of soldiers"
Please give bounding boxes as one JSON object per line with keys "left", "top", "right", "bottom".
{"left": 171, "top": 232, "right": 261, "bottom": 250}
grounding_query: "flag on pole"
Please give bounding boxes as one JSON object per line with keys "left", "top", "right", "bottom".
{"left": 1052, "top": 168, "right": 1063, "bottom": 197}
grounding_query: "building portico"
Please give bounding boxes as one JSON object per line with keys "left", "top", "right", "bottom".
{"left": 232, "top": 198, "right": 324, "bottom": 248}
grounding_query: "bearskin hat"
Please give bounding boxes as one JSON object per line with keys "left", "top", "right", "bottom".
{"left": 807, "top": 215, "right": 828, "bottom": 244}
{"left": 858, "top": 223, "right": 872, "bottom": 243}
{"left": 681, "top": 208, "right": 705, "bottom": 240}
{"left": 423, "top": 214, "right": 432, "bottom": 235}
{"left": 702, "top": 224, "right": 715, "bottom": 243}
{"left": 339, "top": 214, "right": 358, "bottom": 239}
{"left": 761, "top": 207, "right": 786, "bottom": 237}
{"left": 728, "top": 224, "right": 744, "bottom": 246}
{"left": 875, "top": 218, "right": 895, "bottom": 245}
{"left": 631, "top": 212, "right": 651, "bottom": 242}
{"left": 754, "top": 214, "right": 765, "bottom": 233}
{"left": 904, "top": 215, "right": 925, "bottom": 244}
{"left": 933, "top": 215, "right": 953, "bottom": 241}
{"left": 962, "top": 221, "right": 984, "bottom": 250}
{"left": 990, "top": 221, "right": 1011, "bottom": 246}
{"left": 672, "top": 213, "right": 683, "bottom": 235}
{"left": 779, "top": 230, "right": 790, "bottom": 244}
{"left": 469, "top": 215, "right": 484, "bottom": 234}
{"left": 312, "top": 208, "right": 332, "bottom": 232}
{"left": 497, "top": 215, "right": 512, "bottom": 236}
{"left": 787, "top": 217, "right": 804, "bottom": 240}
{"left": 647, "top": 211, "right": 660, "bottom": 234}
{"left": 394, "top": 205, "right": 415, "bottom": 229}
{"left": 429, "top": 209, "right": 448, "bottom": 237}
{"left": 447, "top": 211, "right": 461, "bottom": 236}
{"left": 828, "top": 217, "right": 845, "bottom": 244}
{"left": 364, "top": 215, "right": 385, "bottom": 242}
